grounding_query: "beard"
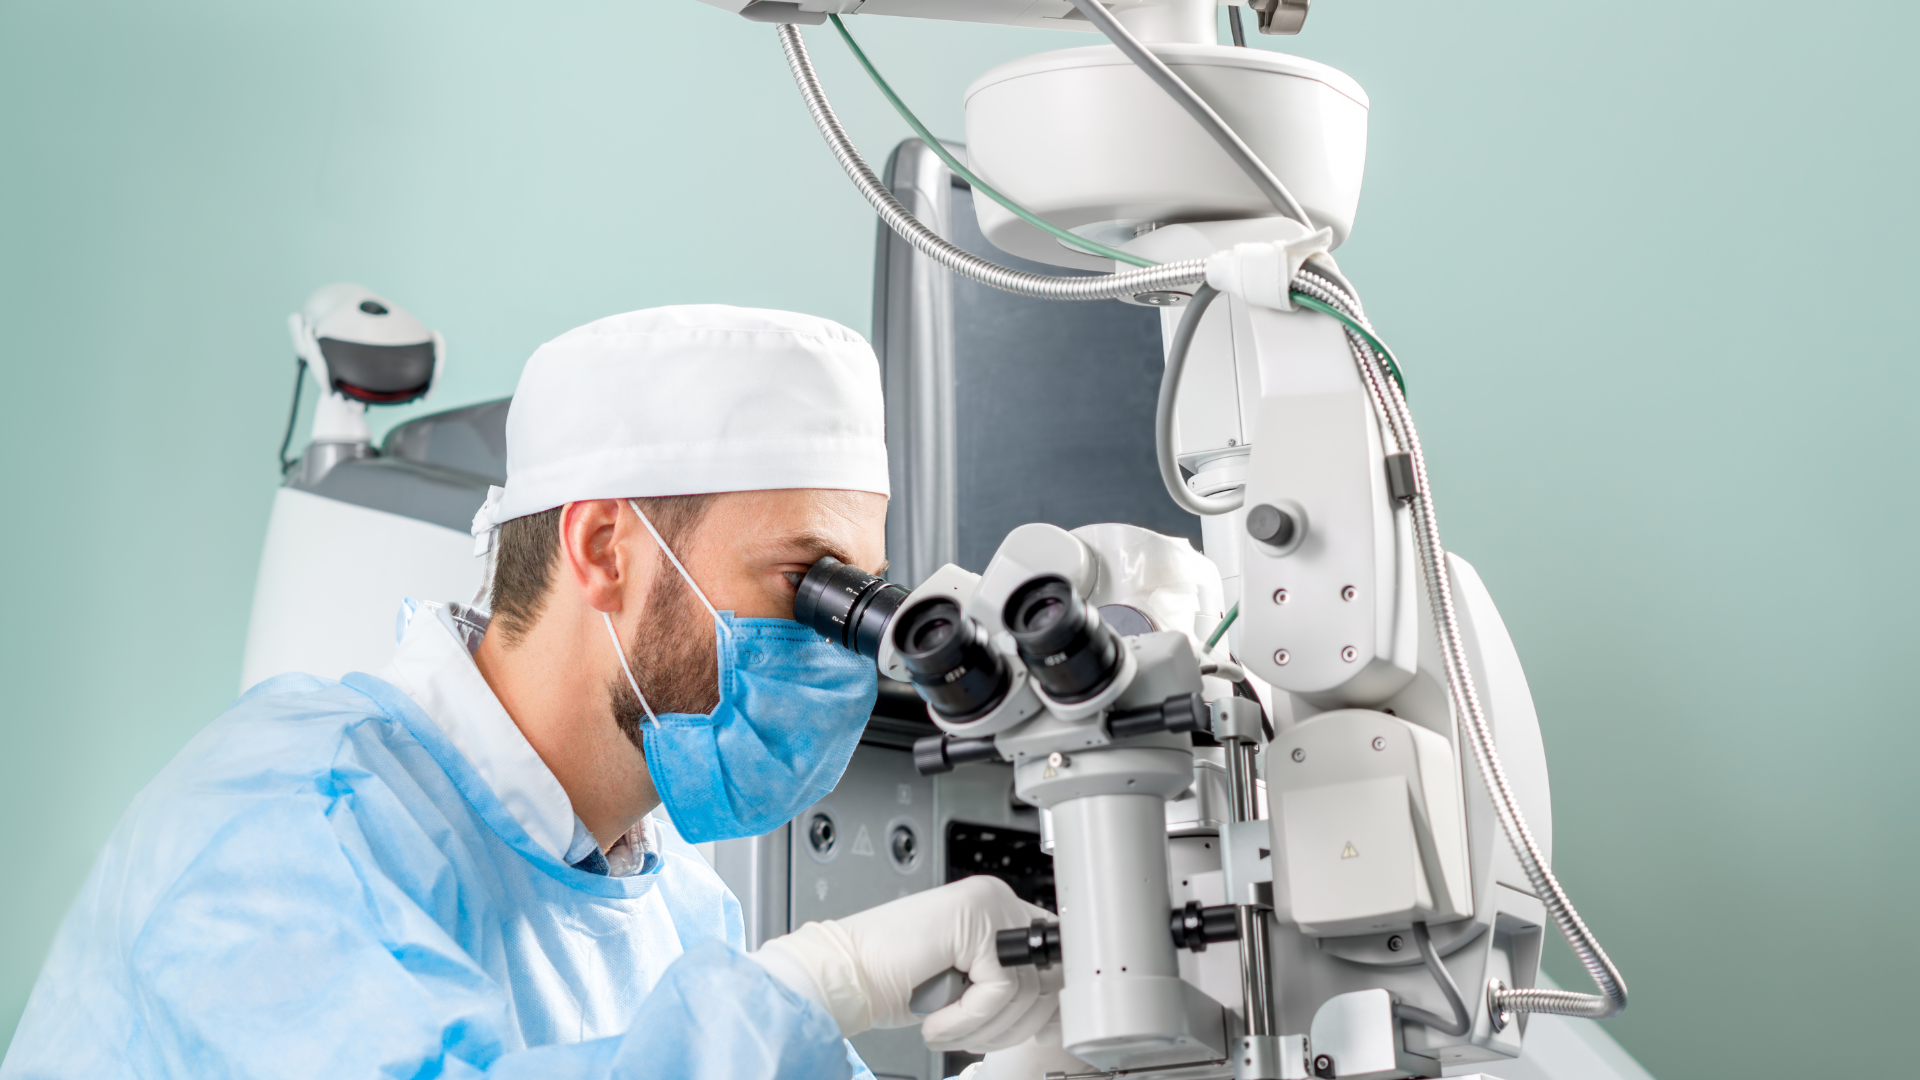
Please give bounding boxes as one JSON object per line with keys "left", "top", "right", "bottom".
{"left": 608, "top": 558, "right": 721, "bottom": 753}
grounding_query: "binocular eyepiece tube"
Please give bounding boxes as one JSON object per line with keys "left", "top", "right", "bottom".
{"left": 792, "top": 556, "right": 909, "bottom": 661}
{"left": 797, "top": 558, "right": 1129, "bottom": 724}
{"left": 892, "top": 597, "right": 1011, "bottom": 722}
{"left": 1003, "top": 575, "right": 1124, "bottom": 703}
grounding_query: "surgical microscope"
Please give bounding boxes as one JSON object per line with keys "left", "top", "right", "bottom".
{"left": 702, "top": 1, "right": 1630, "bottom": 1077}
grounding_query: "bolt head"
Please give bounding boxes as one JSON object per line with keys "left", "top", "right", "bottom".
{"left": 1272, "top": 588, "right": 1289, "bottom": 604}
{"left": 1387, "top": 934, "right": 1404, "bottom": 952}
{"left": 1290, "top": 747, "right": 1305, "bottom": 763}
{"left": 1372, "top": 736, "right": 1386, "bottom": 751}
{"left": 1341, "top": 645, "right": 1358, "bottom": 663}
{"left": 1341, "top": 585, "right": 1357, "bottom": 601}
{"left": 1273, "top": 649, "right": 1290, "bottom": 666}
{"left": 1047, "top": 751, "right": 1065, "bottom": 768}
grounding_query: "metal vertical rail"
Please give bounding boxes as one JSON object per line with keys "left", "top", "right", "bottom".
{"left": 1223, "top": 736, "right": 1275, "bottom": 1036}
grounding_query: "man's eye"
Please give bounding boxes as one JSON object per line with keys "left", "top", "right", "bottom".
{"left": 782, "top": 572, "right": 803, "bottom": 589}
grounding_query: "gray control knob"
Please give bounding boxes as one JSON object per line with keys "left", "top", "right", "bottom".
{"left": 1246, "top": 503, "right": 1298, "bottom": 546}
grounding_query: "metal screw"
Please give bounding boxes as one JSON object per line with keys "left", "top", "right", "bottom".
{"left": 1341, "top": 585, "right": 1356, "bottom": 601}
{"left": 1273, "top": 649, "right": 1291, "bottom": 666}
{"left": 1047, "top": 751, "right": 1071, "bottom": 769}
{"left": 1341, "top": 645, "right": 1358, "bottom": 662}
{"left": 1290, "top": 747, "right": 1305, "bottom": 763}
{"left": 1372, "top": 736, "right": 1386, "bottom": 751}
{"left": 1272, "top": 588, "right": 1289, "bottom": 604}
{"left": 1386, "top": 934, "right": 1404, "bottom": 952}
{"left": 1227, "top": 438, "right": 1238, "bottom": 446}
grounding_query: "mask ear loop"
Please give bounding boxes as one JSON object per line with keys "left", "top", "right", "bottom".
{"left": 625, "top": 500, "right": 720, "bottom": 618}
{"left": 603, "top": 612, "right": 659, "bottom": 725}
{"left": 624, "top": 498, "right": 726, "bottom": 703}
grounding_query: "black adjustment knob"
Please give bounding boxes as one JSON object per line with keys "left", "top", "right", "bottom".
{"left": 912, "top": 735, "right": 1003, "bottom": 776}
{"left": 1246, "top": 503, "right": 1297, "bottom": 546}
{"left": 912, "top": 735, "right": 954, "bottom": 775}
{"left": 1107, "top": 692, "right": 1209, "bottom": 740}
{"left": 996, "top": 919, "right": 1062, "bottom": 970}
{"left": 1170, "top": 901, "right": 1241, "bottom": 952}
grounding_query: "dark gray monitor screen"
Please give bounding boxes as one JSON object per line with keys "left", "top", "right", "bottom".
{"left": 948, "top": 180, "right": 1204, "bottom": 571}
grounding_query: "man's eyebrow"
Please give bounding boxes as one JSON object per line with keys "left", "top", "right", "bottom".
{"left": 768, "top": 530, "right": 887, "bottom": 576}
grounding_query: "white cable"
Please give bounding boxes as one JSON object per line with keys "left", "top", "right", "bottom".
{"left": 603, "top": 611, "right": 658, "bottom": 725}
{"left": 775, "top": 24, "right": 1208, "bottom": 303}
{"left": 1154, "top": 285, "right": 1243, "bottom": 515}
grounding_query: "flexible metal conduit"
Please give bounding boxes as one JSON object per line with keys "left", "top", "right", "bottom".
{"left": 775, "top": 23, "right": 1208, "bottom": 302}
{"left": 1063, "top": 0, "right": 1310, "bottom": 228}
{"left": 1290, "top": 268, "right": 1630, "bottom": 1021}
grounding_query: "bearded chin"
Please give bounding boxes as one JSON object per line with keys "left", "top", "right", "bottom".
{"left": 607, "top": 573, "right": 721, "bottom": 754}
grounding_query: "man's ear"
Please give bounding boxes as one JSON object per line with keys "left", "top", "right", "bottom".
{"left": 559, "top": 500, "right": 634, "bottom": 613}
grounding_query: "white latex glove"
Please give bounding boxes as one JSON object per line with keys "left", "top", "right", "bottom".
{"left": 974, "top": 1016, "right": 1091, "bottom": 1080}
{"left": 752, "top": 875, "right": 1059, "bottom": 1052}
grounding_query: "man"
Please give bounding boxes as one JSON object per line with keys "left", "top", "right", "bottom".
{"left": 2, "top": 306, "right": 1056, "bottom": 1079}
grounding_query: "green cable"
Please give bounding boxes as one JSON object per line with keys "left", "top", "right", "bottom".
{"left": 827, "top": 15, "right": 1156, "bottom": 269}
{"left": 1290, "top": 293, "right": 1408, "bottom": 393}
{"left": 1205, "top": 602, "right": 1239, "bottom": 651}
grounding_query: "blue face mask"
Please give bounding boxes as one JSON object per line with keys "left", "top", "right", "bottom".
{"left": 603, "top": 500, "right": 877, "bottom": 844}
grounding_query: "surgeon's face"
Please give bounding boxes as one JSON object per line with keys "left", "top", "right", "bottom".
{"left": 608, "top": 488, "right": 887, "bottom": 739}
{"left": 694, "top": 487, "right": 889, "bottom": 621}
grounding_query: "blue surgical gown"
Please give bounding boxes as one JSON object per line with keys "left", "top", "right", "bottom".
{"left": 0, "top": 671, "right": 873, "bottom": 1080}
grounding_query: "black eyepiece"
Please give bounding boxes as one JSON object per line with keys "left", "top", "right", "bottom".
{"left": 892, "top": 597, "right": 1010, "bottom": 722}
{"left": 1003, "top": 575, "right": 1123, "bottom": 703}
{"left": 793, "top": 556, "right": 909, "bottom": 661}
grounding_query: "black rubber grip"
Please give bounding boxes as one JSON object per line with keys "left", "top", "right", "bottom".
{"left": 1170, "top": 901, "right": 1241, "bottom": 952}
{"left": 912, "top": 735, "right": 1003, "bottom": 775}
{"left": 995, "top": 919, "right": 1061, "bottom": 970}
{"left": 1108, "top": 692, "right": 1208, "bottom": 740}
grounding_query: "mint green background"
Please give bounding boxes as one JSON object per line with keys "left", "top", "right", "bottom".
{"left": 2, "top": 0, "right": 1914, "bottom": 1076}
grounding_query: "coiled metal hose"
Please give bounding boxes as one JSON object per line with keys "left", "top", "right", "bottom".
{"left": 1289, "top": 268, "right": 1630, "bottom": 1021}
{"left": 775, "top": 24, "right": 1208, "bottom": 303}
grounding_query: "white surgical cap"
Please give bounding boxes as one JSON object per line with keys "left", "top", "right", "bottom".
{"left": 469, "top": 304, "right": 887, "bottom": 556}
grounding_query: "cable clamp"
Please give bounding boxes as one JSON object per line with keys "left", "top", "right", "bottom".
{"left": 1204, "top": 230, "right": 1334, "bottom": 312}
{"left": 1384, "top": 453, "right": 1417, "bottom": 503}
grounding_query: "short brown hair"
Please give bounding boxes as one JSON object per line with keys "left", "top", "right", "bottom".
{"left": 488, "top": 495, "right": 717, "bottom": 646}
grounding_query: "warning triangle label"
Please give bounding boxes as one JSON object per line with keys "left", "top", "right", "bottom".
{"left": 851, "top": 824, "right": 875, "bottom": 857}
{"left": 1341, "top": 842, "right": 1359, "bottom": 859}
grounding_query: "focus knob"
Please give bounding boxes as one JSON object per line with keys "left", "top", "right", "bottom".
{"left": 1246, "top": 503, "right": 1298, "bottom": 546}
